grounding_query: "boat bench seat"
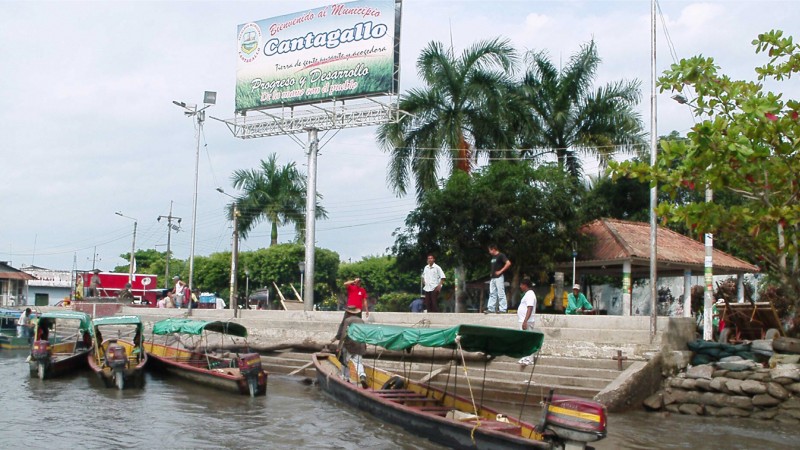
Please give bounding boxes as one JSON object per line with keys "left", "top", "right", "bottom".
{"left": 469, "top": 420, "right": 522, "bottom": 435}
{"left": 415, "top": 406, "right": 452, "bottom": 416}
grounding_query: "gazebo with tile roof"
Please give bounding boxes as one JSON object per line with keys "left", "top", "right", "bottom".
{"left": 555, "top": 218, "right": 759, "bottom": 316}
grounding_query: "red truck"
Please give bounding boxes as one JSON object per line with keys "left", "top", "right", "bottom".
{"left": 78, "top": 271, "right": 161, "bottom": 306}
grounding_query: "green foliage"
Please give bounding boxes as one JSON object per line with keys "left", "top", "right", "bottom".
{"left": 114, "top": 249, "right": 185, "bottom": 289}
{"left": 375, "top": 292, "right": 419, "bottom": 313}
{"left": 393, "top": 161, "right": 583, "bottom": 282}
{"left": 376, "top": 37, "right": 519, "bottom": 200}
{"left": 512, "top": 41, "right": 646, "bottom": 177}
{"left": 610, "top": 29, "right": 800, "bottom": 316}
{"left": 228, "top": 153, "right": 327, "bottom": 246}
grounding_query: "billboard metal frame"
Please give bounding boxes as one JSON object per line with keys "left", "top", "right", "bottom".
{"left": 213, "top": 94, "right": 401, "bottom": 138}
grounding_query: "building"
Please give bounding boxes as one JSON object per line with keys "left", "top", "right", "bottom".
{"left": 0, "top": 262, "right": 36, "bottom": 306}
{"left": 21, "top": 266, "right": 72, "bottom": 306}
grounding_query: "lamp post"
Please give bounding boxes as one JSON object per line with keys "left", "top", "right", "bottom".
{"left": 173, "top": 91, "right": 216, "bottom": 301}
{"left": 115, "top": 212, "right": 137, "bottom": 285}
{"left": 245, "top": 268, "right": 250, "bottom": 306}
{"left": 217, "top": 187, "right": 239, "bottom": 318}
{"left": 298, "top": 261, "right": 305, "bottom": 301}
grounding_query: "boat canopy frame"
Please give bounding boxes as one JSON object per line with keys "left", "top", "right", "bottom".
{"left": 347, "top": 324, "right": 544, "bottom": 359}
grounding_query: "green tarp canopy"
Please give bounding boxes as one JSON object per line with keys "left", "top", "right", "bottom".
{"left": 91, "top": 315, "right": 143, "bottom": 330}
{"left": 39, "top": 311, "right": 92, "bottom": 332}
{"left": 152, "top": 318, "right": 248, "bottom": 338}
{"left": 347, "top": 324, "right": 544, "bottom": 359}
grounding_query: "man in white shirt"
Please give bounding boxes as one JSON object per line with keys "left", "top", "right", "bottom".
{"left": 421, "top": 254, "right": 446, "bottom": 312}
{"left": 517, "top": 278, "right": 537, "bottom": 366}
{"left": 215, "top": 296, "right": 226, "bottom": 310}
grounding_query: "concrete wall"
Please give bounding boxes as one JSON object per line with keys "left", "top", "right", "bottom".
{"left": 67, "top": 307, "right": 697, "bottom": 360}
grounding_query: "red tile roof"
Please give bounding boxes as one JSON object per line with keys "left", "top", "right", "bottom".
{"left": 568, "top": 218, "right": 759, "bottom": 276}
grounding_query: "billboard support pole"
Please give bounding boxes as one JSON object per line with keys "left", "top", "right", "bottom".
{"left": 303, "top": 128, "right": 319, "bottom": 311}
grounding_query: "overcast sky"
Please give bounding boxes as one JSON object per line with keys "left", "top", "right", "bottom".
{"left": 1, "top": 0, "right": 798, "bottom": 274}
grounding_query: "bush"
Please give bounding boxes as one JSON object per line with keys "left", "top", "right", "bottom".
{"left": 375, "top": 292, "right": 419, "bottom": 312}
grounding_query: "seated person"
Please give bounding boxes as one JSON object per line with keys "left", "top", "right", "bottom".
{"left": 566, "top": 284, "right": 593, "bottom": 315}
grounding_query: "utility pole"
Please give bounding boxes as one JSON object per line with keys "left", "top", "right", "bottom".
{"left": 157, "top": 201, "right": 182, "bottom": 289}
{"left": 229, "top": 203, "right": 240, "bottom": 318}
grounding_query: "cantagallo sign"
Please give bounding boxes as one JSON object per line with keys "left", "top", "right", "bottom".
{"left": 236, "top": 0, "right": 401, "bottom": 112}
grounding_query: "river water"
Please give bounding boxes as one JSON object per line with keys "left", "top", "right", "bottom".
{"left": 2, "top": 350, "right": 797, "bottom": 449}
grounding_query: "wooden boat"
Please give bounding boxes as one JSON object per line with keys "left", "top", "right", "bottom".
{"left": 28, "top": 311, "right": 93, "bottom": 379}
{"left": 313, "top": 324, "right": 607, "bottom": 450}
{"left": 0, "top": 309, "right": 33, "bottom": 349}
{"left": 88, "top": 315, "right": 147, "bottom": 390}
{"left": 143, "top": 318, "right": 268, "bottom": 396}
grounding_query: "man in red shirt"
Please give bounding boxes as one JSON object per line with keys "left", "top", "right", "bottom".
{"left": 343, "top": 277, "right": 369, "bottom": 318}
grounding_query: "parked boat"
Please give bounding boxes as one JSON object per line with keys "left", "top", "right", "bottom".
{"left": 143, "top": 318, "right": 267, "bottom": 396}
{"left": 313, "top": 324, "right": 607, "bottom": 450}
{"left": 28, "top": 311, "right": 93, "bottom": 379}
{"left": 88, "top": 315, "right": 147, "bottom": 390}
{"left": 0, "top": 309, "right": 32, "bottom": 349}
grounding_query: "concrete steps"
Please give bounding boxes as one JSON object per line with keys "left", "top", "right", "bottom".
{"left": 259, "top": 350, "right": 631, "bottom": 404}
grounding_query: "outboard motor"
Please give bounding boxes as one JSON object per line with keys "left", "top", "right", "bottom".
{"left": 105, "top": 344, "right": 128, "bottom": 371}
{"left": 541, "top": 392, "right": 607, "bottom": 449}
{"left": 31, "top": 340, "right": 51, "bottom": 362}
{"left": 237, "top": 353, "right": 264, "bottom": 397}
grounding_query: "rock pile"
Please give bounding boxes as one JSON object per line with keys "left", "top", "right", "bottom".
{"left": 644, "top": 359, "right": 800, "bottom": 423}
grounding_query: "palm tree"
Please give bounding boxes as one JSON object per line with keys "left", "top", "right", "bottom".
{"left": 513, "top": 41, "right": 646, "bottom": 178}
{"left": 229, "top": 154, "right": 327, "bottom": 246}
{"left": 377, "top": 37, "right": 518, "bottom": 200}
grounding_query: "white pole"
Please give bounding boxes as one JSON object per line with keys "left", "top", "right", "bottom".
{"left": 649, "top": 0, "right": 659, "bottom": 339}
{"left": 303, "top": 128, "right": 319, "bottom": 310}
{"left": 188, "top": 107, "right": 203, "bottom": 301}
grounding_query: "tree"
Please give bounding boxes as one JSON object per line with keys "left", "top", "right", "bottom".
{"left": 393, "top": 161, "right": 582, "bottom": 309}
{"left": 514, "top": 41, "right": 646, "bottom": 177}
{"left": 377, "top": 38, "right": 518, "bottom": 200}
{"left": 611, "top": 30, "right": 800, "bottom": 320}
{"left": 229, "top": 153, "right": 327, "bottom": 246}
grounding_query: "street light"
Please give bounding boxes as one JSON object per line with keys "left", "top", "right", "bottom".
{"left": 217, "top": 187, "right": 240, "bottom": 318}
{"left": 298, "top": 261, "right": 305, "bottom": 300}
{"left": 173, "top": 91, "right": 216, "bottom": 306}
{"left": 115, "top": 212, "right": 137, "bottom": 285}
{"left": 245, "top": 268, "right": 250, "bottom": 306}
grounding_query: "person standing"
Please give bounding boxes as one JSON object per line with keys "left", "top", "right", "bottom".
{"left": 172, "top": 276, "right": 186, "bottom": 309}
{"left": 331, "top": 306, "right": 368, "bottom": 388}
{"left": 343, "top": 277, "right": 369, "bottom": 318}
{"left": 566, "top": 284, "right": 593, "bottom": 315}
{"left": 421, "top": 254, "right": 445, "bottom": 313}
{"left": 517, "top": 278, "right": 538, "bottom": 365}
{"left": 486, "top": 244, "right": 511, "bottom": 313}
{"left": 17, "top": 308, "right": 33, "bottom": 339}
{"left": 89, "top": 269, "right": 102, "bottom": 297}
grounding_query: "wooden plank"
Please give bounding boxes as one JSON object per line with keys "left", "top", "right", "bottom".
{"left": 288, "top": 361, "right": 314, "bottom": 376}
{"left": 418, "top": 362, "right": 452, "bottom": 384}
{"left": 272, "top": 282, "right": 288, "bottom": 310}
{"left": 289, "top": 284, "right": 304, "bottom": 302}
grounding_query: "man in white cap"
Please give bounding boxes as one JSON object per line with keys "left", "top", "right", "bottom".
{"left": 566, "top": 284, "right": 593, "bottom": 315}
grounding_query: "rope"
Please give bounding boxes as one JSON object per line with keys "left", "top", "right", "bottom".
{"left": 455, "top": 337, "right": 481, "bottom": 445}
{"left": 518, "top": 353, "right": 540, "bottom": 439}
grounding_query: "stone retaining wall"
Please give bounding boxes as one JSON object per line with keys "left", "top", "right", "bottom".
{"left": 643, "top": 363, "right": 800, "bottom": 423}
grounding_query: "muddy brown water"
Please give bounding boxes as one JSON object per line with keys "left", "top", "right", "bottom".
{"left": 1, "top": 350, "right": 796, "bottom": 449}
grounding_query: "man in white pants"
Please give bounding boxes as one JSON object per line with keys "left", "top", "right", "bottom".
{"left": 517, "top": 278, "right": 537, "bottom": 365}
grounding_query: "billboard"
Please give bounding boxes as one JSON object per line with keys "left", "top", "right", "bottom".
{"left": 236, "top": 0, "right": 401, "bottom": 112}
